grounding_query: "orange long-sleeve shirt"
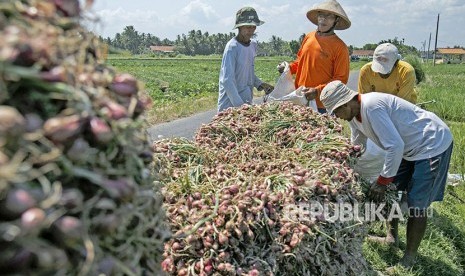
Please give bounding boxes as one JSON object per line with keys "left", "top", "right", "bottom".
{"left": 289, "top": 31, "right": 350, "bottom": 109}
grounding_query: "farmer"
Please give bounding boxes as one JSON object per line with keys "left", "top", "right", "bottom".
{"left": 320, "top": 80, "right": 453, "bottom": 268}
{"left": 217, "top": 7, "right": 274, "bottom": 112}
{"left": 358, "top": 43, "right": 417, "bottom": 103}
{"left": 358, "top": 43, "right": 418, "bottom": 242}
{"left": 356, "top": 43, "right": 417, "bottom": 216}
{"left": 277, "top": 0, "right": 351, "bottom": 113}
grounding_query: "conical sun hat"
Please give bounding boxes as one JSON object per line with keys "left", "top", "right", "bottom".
{"left": 306, "top": 0, "right": 351, "bottom": 30}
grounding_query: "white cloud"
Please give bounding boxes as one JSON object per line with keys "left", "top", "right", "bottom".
{"left": 180, "top": 0, "right": 218, "bottom": 21}
{"left": 93, "top": 7, "right": 161, "bottom": 36}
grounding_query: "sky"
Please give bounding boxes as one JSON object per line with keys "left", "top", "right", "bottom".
{"left": 86, "top": 0, "right": 465, "bottom": 50}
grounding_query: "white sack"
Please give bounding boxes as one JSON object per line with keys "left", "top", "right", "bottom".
{"left": 354, "top": 139, "right": 386, "bottom": 182}
{"left": 265, "top": 62, "right": 317, "bottom": 111}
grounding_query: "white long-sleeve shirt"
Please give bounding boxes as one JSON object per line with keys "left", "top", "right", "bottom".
{"left": 350, "top": 93, "right": 453, "bottom": 179}
{"left": 217, "top": 38, "right": 263, "bottom": 112}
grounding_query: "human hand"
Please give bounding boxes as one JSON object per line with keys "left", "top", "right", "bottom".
{"left": 259, "top": 83, "right": 274, "bottom": 94}
{"left": 368, "top": 182, "right": 388, "bottom": 202}
{"left": 302, "top": 87, "right": 318, "bottom": 101}
{"left": 277, "top": 62, "right": 287, "bottom": 74}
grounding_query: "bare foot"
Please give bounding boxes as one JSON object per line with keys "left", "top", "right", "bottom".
{"left": 384, "top": 254, "right": 416, "bottom": 274}
{"left": 399, "top": 254, "right": 416, "bottom": 268}
{"left": 384, "top": 265, "right": 400, "bottom": 275}
{"left": 367, "top": 235, "right": 399, "bottom": 246}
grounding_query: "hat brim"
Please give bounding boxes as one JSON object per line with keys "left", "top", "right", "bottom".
{"left": 306, "top": 9, "right": 351, "bottom": 30}
{"left": 328, "top": 92, "right": 356, "bottom": 114}
{"left": 321, "top": 84, "right": 358, "bottom": 114}
{"left": 371, "top": 59, "right": 395, "bottom": 75}
{"left": 233, "top": 20, "right": 264, "bottom": 29}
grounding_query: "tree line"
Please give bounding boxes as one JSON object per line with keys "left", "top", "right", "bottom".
{"left": 101, "top": 25, "right": 419, "bottom": 57}
{"left": 101, "top": 26, "right": 301, "bottom": 56}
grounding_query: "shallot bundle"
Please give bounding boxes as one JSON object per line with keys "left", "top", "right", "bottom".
{"left": 0, "top": 1, "right": 168, "bottom": 274}
{"left": 153, "top": 103, "right": 375, "bottom": 275}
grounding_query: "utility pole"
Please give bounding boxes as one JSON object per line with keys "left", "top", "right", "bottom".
{"left": 422, "top": 40, "right": 426, "bottom": 61}
{"left": 433, "top": 13, "right": 440, "bottom": 66}
{"left": 427, "top": 32, "right": 432, "bottom": 61}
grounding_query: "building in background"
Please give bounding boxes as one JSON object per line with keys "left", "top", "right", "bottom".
{"left": 436, "top": 48, "right": 465, "bottom": 64}
{"left": 150, "top": 45, "right": 176, "bottom": 54}
{"left": 351, "top": 49, "right": 375, "bottom": 61}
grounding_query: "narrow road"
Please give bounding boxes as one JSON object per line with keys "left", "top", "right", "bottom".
{"left": 147, "top": 71, "right": 360, "bottom": 142}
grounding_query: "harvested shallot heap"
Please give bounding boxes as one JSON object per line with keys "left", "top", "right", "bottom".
{"left": 153, "top": 102, "right": 374, "bottom": 275}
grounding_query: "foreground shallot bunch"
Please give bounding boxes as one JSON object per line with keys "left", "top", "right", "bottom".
{"left": 1, "top": 1, "right": 168, "bottom": 274}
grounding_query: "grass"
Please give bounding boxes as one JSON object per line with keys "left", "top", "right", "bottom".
{"left": 350, "top": 60, "right": 369, "bottom": 71}
{"left": 363, "top": 184, "right": 465, "bottom": 276}
{"left": 447, "top": 121, "right": 465, "bottom": 177}
{"left": 145, "top": 94, "right": 217, "bottom": 125}
{"left": 415, "top": 64, "right": 465, "bottom": 177}
{"left": 107, "top": 57, "right": 222, "bottom": 123}
{"left": 417, "top": 64, "right": 465, "bottom": 122}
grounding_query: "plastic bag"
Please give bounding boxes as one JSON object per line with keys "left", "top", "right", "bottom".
{"left": 353, "top": 139, "right": 386, "bottom": 182}
{"left": 278, "top": 86, "right": 309, "bottom": 106}
{"left": 265, "top": 62, "right": 318, "bottom": 111}
{"left": 266, "top": 62, "right": 295, "bottom": 99}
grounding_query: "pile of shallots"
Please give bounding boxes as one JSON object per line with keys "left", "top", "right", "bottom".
{"left": 0, "top": 1, "right": 168, "bottom": 274}
{"left": 153, "top": 103, "right": 375, "bottom": 275}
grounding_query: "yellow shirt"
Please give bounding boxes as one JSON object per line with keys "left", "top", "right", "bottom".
{"left": 358, "top": 60, "right": 417, "bottom": 103}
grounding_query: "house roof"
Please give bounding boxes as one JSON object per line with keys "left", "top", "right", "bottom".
{"left": 437, "top": 48, "right": 465, "bottom": 55}
{"left": 352, "top": 50, "right": 375, "bottom": 56}
{"left": 150, "top": 45, "right": 176, "bottom": 52}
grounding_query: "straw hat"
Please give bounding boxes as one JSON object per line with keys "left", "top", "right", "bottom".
{"left": 320, "top": 80, "right": 358, "bottom": 114}
{"left": 306, "top": 0, "right": 351, "bottom": 30}
{"left": 233, "top": 7, "right": 264, "bottom": 29}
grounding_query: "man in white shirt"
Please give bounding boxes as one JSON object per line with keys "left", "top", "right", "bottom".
{"left": 320, "top": 80, "right": 453, "bottom": 268}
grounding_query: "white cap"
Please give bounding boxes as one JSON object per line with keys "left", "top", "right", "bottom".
{"left": 320, "top": 80, "right": 358, "bottom": 114}
{"left": 371, "top": 43, "right": 400, "bottom": 74}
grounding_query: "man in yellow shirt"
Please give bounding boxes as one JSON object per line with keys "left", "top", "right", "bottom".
{"left": 358, "top": 43, "right": 417, "bottom": 103}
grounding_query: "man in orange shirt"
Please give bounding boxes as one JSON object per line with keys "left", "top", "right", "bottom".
{"left": 278, "top": 0, "right": 351, "bottom": 113}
